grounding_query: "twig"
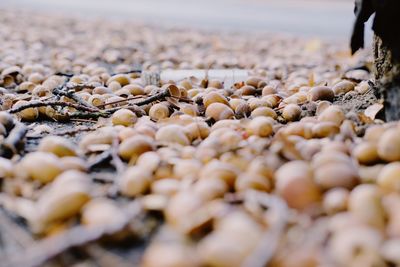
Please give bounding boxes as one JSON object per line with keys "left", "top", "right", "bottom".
{"left": 68, "top": 111, "right": 109, "bottom": 119}
{"left": 54, "top": 125, "right": 99, "bottom": 136}
{"left": 88, "top": 150, "right": 112, "bottom": 171}
{"left": 0, "top": 122, "right": 28, "bottom": 158}
{"left": 83, "top": 244, "right": 132, "bottom": 267}
{"left": 242, "top": 191, "right": 289, "bottom": 267}
{"left": 53, "top": 84, "right": 93, "bottom": 108}
{"left": 3, "top": 201, "right": 142, "bottom": 267}
{"left": 96, "top": 95, "right": 145, "bottom": 108}
{"left": 131, "top": 88, "right": 175, "bottom": 106}
{"left": 8, "top": 100, "right": 100, "bottom": 114}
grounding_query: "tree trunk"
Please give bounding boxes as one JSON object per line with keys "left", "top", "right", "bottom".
{"left": 374, "top": 35, "right": 400, "bottom": 121}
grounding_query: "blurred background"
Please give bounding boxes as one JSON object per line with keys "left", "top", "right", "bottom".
{"left": 0, "top": 0, "right": 373, "bottom": 42}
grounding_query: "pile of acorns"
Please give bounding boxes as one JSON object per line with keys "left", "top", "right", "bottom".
{"left": 2, "top": 9, "right": 399, "bottom": 267}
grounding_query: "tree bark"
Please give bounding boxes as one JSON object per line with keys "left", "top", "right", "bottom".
{"left": 374, "top": 35, "right": 400, "bottom": 121}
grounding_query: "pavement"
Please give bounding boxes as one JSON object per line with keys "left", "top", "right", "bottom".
{"left": 0, "top": 0, "right": 372, "bottom": 41}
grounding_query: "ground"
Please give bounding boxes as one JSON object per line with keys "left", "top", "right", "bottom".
{"left": 0, "top": 6, "right": 398, "bottom": 267}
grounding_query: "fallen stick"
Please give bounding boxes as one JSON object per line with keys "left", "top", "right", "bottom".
{"left": 3, "top": 201, "right": 142, "bottom": 267}
{"left": 8, "top": 100, "right": 100, "bottom": 114}
{"left": 0, "top": 122, "right": 28, "bottom": 158}
{"left": 242, "top": 191, "right": 289, "bottom": 267}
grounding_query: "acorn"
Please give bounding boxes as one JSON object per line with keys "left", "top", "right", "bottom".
{"left": 60, "top": 156, "right": 88, "bottom": 172}
{"left": 151, "top": 179, "right": 180, "bottom": 196}
{"left": 87, "top": 94, "right": 105, "bottom": 107}
{"left": 323, "top": 188, "right": 349, "bottom": 215}
{"left": 164, "top": 190, "right": 204, "bottom": 230}
{"left": 107, "top": 74, "right": 130, "bottom": 87}
{"left": 203, "top": 92, "right": 229, "bottom": 108}
{"left": 81, "top": 198, "right": 127, "bottom": 227}
{"left": 312, "top": 121, "right": 340, "bottom": 138}
{"left": 208, "top": 79, "right": 223, "bottom": 89}
{"left": 119, "top": 166, "right": 152, "bottom": 197}
{"left": 118, "top": 135, "right": 155, "bottom": 162}
{"left": 349, "top": 184, "right": 385, "bottom": 229}
{"left": 377, "top": 162, "right": 400, "bottom": 193}
{"left": 28, "top": 72, "right": 44, "bottom": 84}
{"left": 36, "top": 170, "right": 91, "bottom": 227}
{"left": 156, "top": 124, "right": 190, "bottom": 146}
{"left": 377, "top": 128, "right": 400, "bottom": 162}
{"left": 149, "top": 103, "right": 170, "bottom": 121}
{"left": 332, "top": 80, "right": 355, "bottom": 95}
{"left": 184, "top": 121, "right": 210, "bottom": 141}
{"left": 364, "top": 125, "right": 385, "bottom": 143}
{"left": 251, "top": 106, "right": 277, "bottom": 119}
{"left": 234, "top": 172, "right": 271, "bottom": 192}
{"left": 328, "top": 226, "right": 383, "bottom": 267}
{"left": 205, "top": 103, "right": 234, "bottom": 121}
{"left": 282, "top": 104, "right": 301, "bottom": 122}
{"left": 283, "top": 122, "right": 313, "bottom": 139}
{"left": 235, "top": 102, "right": 251, "bottom": 118}
{"left": 318, "top": 105, "right": 345, "bottom": 126}
{"left": 79, "top": 127, "right": 116, "bottom": 152}
{"left": 193, "top": 178, "right": 228, "bottom": 200}
{"left": 315, "top": 101, "right": 331, "bottom": 115}
{"left": 353, "top": 142, "right": 380, "bottom": 165}
{"left": 246, "top": 116, "right": 274, "bottom": 137}
{"left": 38, "top": 136, "right": 77, "bottom": 157}
{"left": 308, "top": 86, "right": 335, "bottom": 102}
{"left": 13, "top": 100, "right": 39, "bottom": 121}
{"left": 262, "top": 85, "right": 277, "bottom": 96}
{"left": 314, "top": 162, "right": 358, "bottom": 190}
{"left": 180, "top": 104, "right": 198, "bottom": 116}
{"left": 198, "top": 211, "right": 262, "bottom": 267}
{"left": 229, "top": 98, "right": 246, "bottom": 111}
{"left": 173, "top": 159, "right": 202, "bottom": 179}
{"left": 275, "top": 160, "right": 321, "bottom": 210}
{"left": 20, "top": 152, "right": 64, "bottom": 183}
{"left": 111, "top": 108, "right": 138, "bottom": 127}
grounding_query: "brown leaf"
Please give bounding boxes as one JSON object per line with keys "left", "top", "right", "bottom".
{"left": 364, "top": 103, "right": 384, "bottom": 120}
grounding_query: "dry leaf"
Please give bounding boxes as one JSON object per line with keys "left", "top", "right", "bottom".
{"left": 364, "top": 103, "right": 384, "bottom": 120}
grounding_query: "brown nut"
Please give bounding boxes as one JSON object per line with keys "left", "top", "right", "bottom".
{"left": 377, "top": 128, "right": 400, "bottom": 162}
{"left": 323, "top": 188, "right": 349, "bottom": 215}
{"left": 377, "top": 162, "right": 400, "bottom": 193}
{"left": 318, "top": 105, "right": 345, "bottom": 126}
{"left": 246, "top": 116, "right": 274, "bottom": 137}
{"left": 312, "top": 122, "right": 340, "bottom": 138}
{"left": 156, "top": 124, "right": 190, "bottom": 146}
{"left": 118, "top": 135, "right": 155, "bottom": 162}
{"left": 38, "top": 136, "right": 77, "bottom": 157}
{"left": 82, "top": 198, "right": 127, "bottom": 227}
{"left": 308, "top": 86, "right": 335, "bottom": 101}
{"left": 149, "top": 103, "right": 170, "bottom": 121}
{"left": 353, "top": 142, "right": 380, "bottom": 165}
{"left": 275, "top": 161, "right": 321, "bottom": 210}
{"left": 36, "top": 171, "right": 91, "bottom": 225}
{"left": 282, "top": 104, "right": 301, "bottom": 122}
{"left": 234, "top": 172, "right": 271, "bottom": 192}
{"left": 13, "top": 100, "right": 39, "bottom": 121}
{"left": 111, "top": 108, "right": 138, "bottom": 127}
{"left": 205, "top": 103, "right": 234, "bottom": 121}
{"left": 251, "top": 106, "right": 277, "bottom": 119}
{"left": 119, "top": 166, "right": 152, "bottom": 197}
{"left": 314, "top": 162, "right": 359, "bottom": 190}
{"left": 203, "top": 92, "right": 229, "bottom": 108}
{"left": 332, "top": 80, "right": 355, "bottom": 95}
{"left": 349, "top": 184, "right": 385, "bottom": 229}
{"left": 20, "top": 152, "right": 64, "bottom": 183}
